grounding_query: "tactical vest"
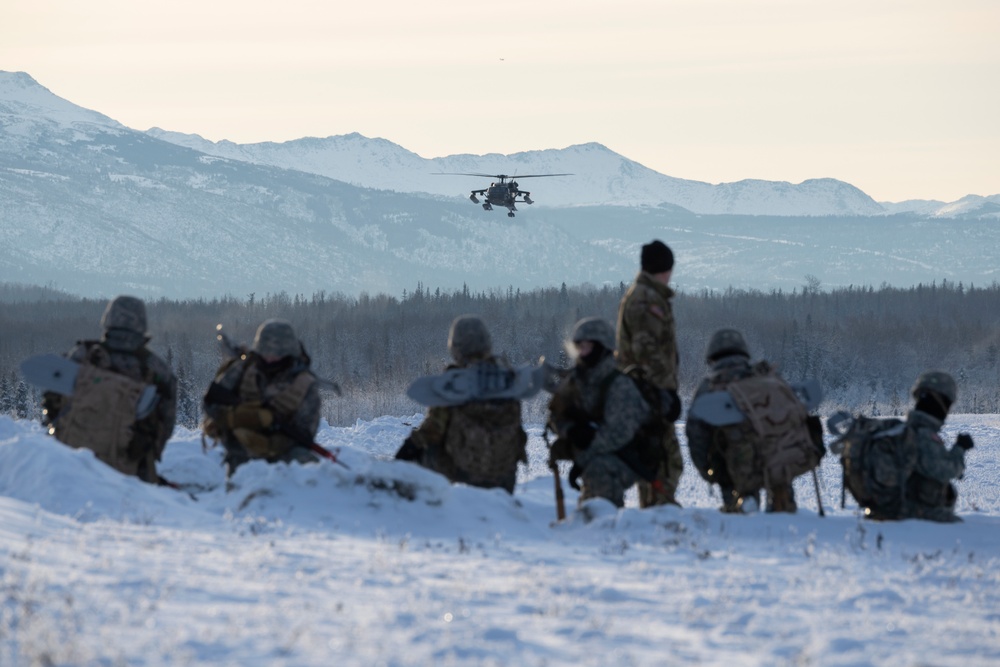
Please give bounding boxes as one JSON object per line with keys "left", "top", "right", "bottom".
{"left": 207, "top": 359, "right": 315, "bottom": 460}
{"left": 707, "top": 362, "right": 822, "bottom": 493}
{"left": 52, "top": 342, "right": 151, "bottom": 477}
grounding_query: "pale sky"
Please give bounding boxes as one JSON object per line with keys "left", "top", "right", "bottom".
{"left": 3, "top": 0, "right": 998, "bottom": 202}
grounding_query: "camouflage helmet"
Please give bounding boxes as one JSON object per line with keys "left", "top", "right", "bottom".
{"left": 571, "top": 317, "right": 616, "bottom": 351}
{"left": 252, "top": 319, "right": 300, "bottom": 359}
{"left": 911, "top": 370, "right": 957, "bottom": 405}
{"left": 100, "top": 295, "right": 147, "bottom": 334}
{"left": 705, "top": 328, "right": 750, "bottom": 363}
{"left": 448, "top": 315, "right": 492, "bottom": 362}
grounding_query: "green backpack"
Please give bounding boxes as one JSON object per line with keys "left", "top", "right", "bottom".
{"left": 830, "top": 413, "right": 911, "bottom": 518}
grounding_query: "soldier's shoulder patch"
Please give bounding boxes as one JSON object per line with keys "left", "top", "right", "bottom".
{"left": 647, "top": 304, "right": 665, "bottom": 319}
{"left": 931, "top": 433, "right": 943, "bottom": 444}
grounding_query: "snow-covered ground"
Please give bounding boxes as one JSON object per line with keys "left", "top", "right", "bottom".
{"left": 1, "top": 413, "right": 998, "bottom": 666}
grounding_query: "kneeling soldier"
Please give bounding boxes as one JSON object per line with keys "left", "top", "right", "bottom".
{"left": 397, "top": 315, "right": 528, "bottom": 493}
{"left": 547, "top": 317, "right": 651, "bottom": 508}
{"left": 203, "top": 319, "right": 321, "bottom": 476}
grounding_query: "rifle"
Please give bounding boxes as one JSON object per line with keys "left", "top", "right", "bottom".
{"left": 307, "top": 442, "right": 350, "bottom": 470}
{"left": 811, "top": 469, "right": 825, "bottom": 517}
{"left": 543, "top": 427, "right": 566, "bottom": 521}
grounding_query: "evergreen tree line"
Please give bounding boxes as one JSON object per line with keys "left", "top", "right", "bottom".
{"left": 1, "top": 279, "right": 999, "bottom": 429}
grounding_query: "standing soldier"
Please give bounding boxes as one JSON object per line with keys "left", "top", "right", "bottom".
{"left": 41, "top": 295, "right": 177, "bottom": 483}
{"left": 397, "top": 315, "right": 527, "bottom": 493}
{"left": 547, "top": 318, "right": 650, "bottom": 508}
{"left": 202, "top": 319, "right": 321, "bottom": 476}
{"left": 616, "top": 240, "right": 683, "bottom": 507}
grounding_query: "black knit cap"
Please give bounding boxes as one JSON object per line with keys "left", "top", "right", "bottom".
{"left": 641, "top": 240, "right": 674, "bottom": 274}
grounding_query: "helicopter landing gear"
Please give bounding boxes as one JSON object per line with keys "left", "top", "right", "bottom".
{"left": 483, "top": 203, "right": 493, "bottom": 211}
{"left": 507, "top": 211, "right": 515, "bottom": 218}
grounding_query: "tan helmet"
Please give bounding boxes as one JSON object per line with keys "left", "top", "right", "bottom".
{"left": 252, "top": 319, "right": 300, "bottom": 359}
{"left": 705, "top": 328, "right": 749, "bottom": 363}
{"left": 911, "top": 370, "right": 957, "bottom": 405}
{"left": 448, "top": 315, "right": 492, "bottom": 362}
{"left": 100, "top": 295, "right": 147, "bottom": 334}
{"left": 571, "top": 317, "right": 616, "bottom": 351}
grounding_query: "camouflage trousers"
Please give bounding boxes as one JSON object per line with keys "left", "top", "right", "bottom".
{"left": 638, "top": 426, "right": 683, "bottom": 507}
{"left": 580, "top": 454, "right": 639, "bottom": 508}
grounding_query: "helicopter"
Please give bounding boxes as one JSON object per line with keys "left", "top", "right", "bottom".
{"left": 436, "top": 172, "right": 572, "bottom": 217}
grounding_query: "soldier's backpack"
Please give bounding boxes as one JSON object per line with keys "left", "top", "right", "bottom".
{"left": 828, "top": 413, "right": 910, "bottom": 517}
{"left": 701, "top": 363, "right": 824, "bottom": 494}
{"left": 442, "top": 399, "right": 527, "bottom": 490}
{"left": 50, "top": 345, "right": 151, "bottom": 475}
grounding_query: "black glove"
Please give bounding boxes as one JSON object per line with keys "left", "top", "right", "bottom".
{"left": 955, "top": 433, "right": 974, "bottom": 451}
{"left": 395, "top": 436, "right": 421, "bottom": 461}
{"left": 568, "top": 463, "right": 583, "bottom": 490}
{"left": 661, "top": 389, "right": 682, "bottom": 423}
{"left": 567, "top": 422, "right": 597, "bottom": 450}
{"left": 547, "top": 436, "right": 575, "bottom": 463}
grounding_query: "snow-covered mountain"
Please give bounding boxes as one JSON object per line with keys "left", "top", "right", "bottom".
{"left": 2, "top": 70, "right": 999, "bottom": 299}
{"left": 881, "top": 194, "right": 1000, "bottom": 219}
{"left": 147, "top": 127, "right": 887, "bottom": 217}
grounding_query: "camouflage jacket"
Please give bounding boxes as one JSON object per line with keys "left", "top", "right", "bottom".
{"left": 409, "top": 356, "right": 527, "bottom": 489}
{"left": 547, "top": 352, "right": 650, "bottom": 468}
{"left": 203, "top": 354, "right": 321, "bottom": 458}
{"left": 43, "top": 333, "right": 178, "bottom": 463}
{"left": 903, "top": 409, "right": 966, "bottom": 512}
{"left": 685, "top": 354, "right": 755, "bottom": 483}
{"left": 616, "top": 271, "right": 678, "bottom": 390}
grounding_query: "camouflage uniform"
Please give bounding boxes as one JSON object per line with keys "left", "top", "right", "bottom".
{"left": 687, "top": 354, "right": 753, "bottom": 511}
{"left": 41, "top": 296, "right": 177, "bottom": 483}
{"left": 403, "top": 316, "right": 527, "bottom": 493}
{"left": 686, "top": 355, "right": 799, "bottom": 513}
{"left": 858, "top": 371, "right": 968, "bottom": 523}
{"left": 616, "top": 269, "right": 683, "bottom": 506}
{"left": 900, "top": 409, "right": 966, "bottom": 522}
{"left": 548, "top": 318, "right": 649, "bottom": 508}
{"left": 203, "top": 319, "right": 321, "bottom": 476}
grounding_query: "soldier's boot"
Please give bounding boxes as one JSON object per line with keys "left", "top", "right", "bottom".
{"left": 223, "top": 441, "right": 250, "bottom": 479}
{"left": 638, "top": 434, "right": 683, "bottom": 508}
{"left": 719, "top": 485, "right": 741, "bottom": 513}
{"left": 639, "top": 479, "right": 681, "bottom": 507}
{"left": 766, "top": 485, "right": 797, "bottom": 513}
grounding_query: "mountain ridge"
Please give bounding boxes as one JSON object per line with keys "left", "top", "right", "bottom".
{"left": 2, "top": 70, "right": 999, "bottom": 300}
{"left": 146, "top": 127, "right": 888, "bottom": 216}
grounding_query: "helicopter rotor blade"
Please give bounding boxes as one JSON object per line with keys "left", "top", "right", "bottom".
{"left": 433, "top": 172, "right": 571, "bottom": 179}
{"left": 501, "top": 173, "right": 573, "bottom": 179}
{"left": 433, "top": 172, "right": 510, "bottom": 179}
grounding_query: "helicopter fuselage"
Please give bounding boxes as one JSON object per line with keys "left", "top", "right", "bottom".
{"left": 471, "top": 179, "right": 531, "bottom": 217}
{"left": 443, "top": 171, "right": 568, "bottom": 218}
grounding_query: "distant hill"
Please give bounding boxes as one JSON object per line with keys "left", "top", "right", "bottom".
{"left": 2, "top": 70, "right": 998, "bottom": 299}
{"left": 146, "top": 129, "right": 890, "bottom": 217}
